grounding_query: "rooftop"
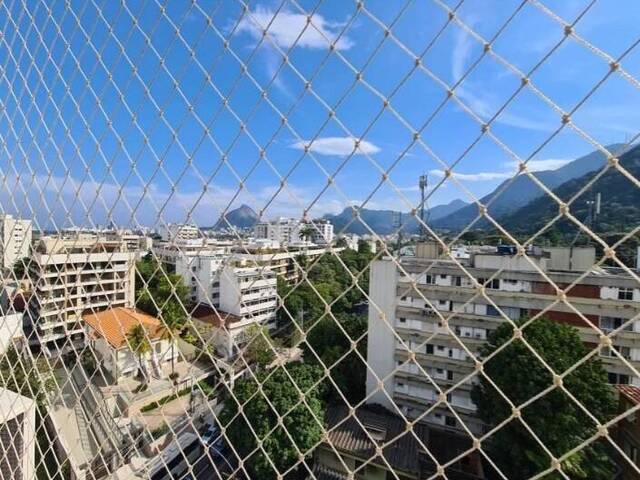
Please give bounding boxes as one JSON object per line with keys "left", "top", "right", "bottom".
{"left": 323, "top": 404, "right": 484, "bottom": 479}
{"left": 84, "top": 307, "right": 165, "bottom": 349}
{"left": 617, "top": 385, "right": 640, "bottom": 405}
{"left": 191, "top": 303, "right": 242, "bottom": 328}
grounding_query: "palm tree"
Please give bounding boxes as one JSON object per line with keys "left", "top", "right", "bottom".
{"left": 298, "top": 225, "right": 315, "bottom": 243}
{"left": 127, "top": 324, "right": 151, "bottom": 384}
{"left": 160, "top": 302, "right": 184, "bottom": 379}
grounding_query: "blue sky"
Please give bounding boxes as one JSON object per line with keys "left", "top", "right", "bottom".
{"left": 0, "top": 0, "right": 639, "bottom": 230}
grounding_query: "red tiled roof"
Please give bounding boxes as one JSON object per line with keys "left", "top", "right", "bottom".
{"left": 84, "top": 307, "right": 165, "bottom": 349}
{"left": 617, "top": 385, "right": 640, "bottom": 405}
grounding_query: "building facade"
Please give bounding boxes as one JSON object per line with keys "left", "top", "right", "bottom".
{"left": 0, "top": 388, "right": 35, "bottom": 480}
{"left": 0, "top": 215, "right": 32, "bottom": 270}
{"left": 84, "top": 307, "right": 177, "bottom": 383}
{"left": 158, "top": 223, "right": 201, "bottom": 242}
{"left": 366, "top": 242, "right": 640, "bottom": 435}
{"left": 27, "top": 237, "right": 136, "bottom": 356}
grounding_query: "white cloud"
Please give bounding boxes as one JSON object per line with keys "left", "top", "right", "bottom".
{"left": 450, "top": 24, "right": 555, "bottom": 133}
{"left": 504, "top": 158, "right": 572, "bottom": 172}
{"left": 291, "top": 137, "right": 380, "bottom": 156}
{"left": 237, "top": 7, "right": 353, "bottom": 51}
{"left": 429, "top": 169, "right": 512, "bottom": 182}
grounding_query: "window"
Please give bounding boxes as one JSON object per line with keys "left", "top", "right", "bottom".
{"left": 447, "top": 371, "right": 454, "bottom": 381}
{"left": 600, "top": 317, "right": 630, "bottom": 332}
{"left": 479, "top": 278, "right": 500, "bottom": 289}
{"left": 601, "top": 345, "right": 631, "bottom": 360}
{"left": 398, "top": 317, "right": 406, "bottom": 324}
{"left": 445, "top": 416, "right": 457, "bottom": 428}
{"left": 486, "top": 305, "right": 500, "bottom": 317}
{"left": 608, "top": 372, "right": 630, "bottom": 384}
{"left": 426, "top": 344, "right": 434, "bottom": 355}
{"left": 454, "top": 276, "right": 462, "bottom": 287}
{"left": 618, "top": 287, "right": 634, "bottom": 301}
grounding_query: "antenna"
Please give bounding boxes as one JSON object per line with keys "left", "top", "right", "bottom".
{"left": 419, "top": 174, "right": 428, "bottom": 238}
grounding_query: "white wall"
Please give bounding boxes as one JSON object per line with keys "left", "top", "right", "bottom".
{"left": 366, "top": 260, "right": 398, "bottom": 410}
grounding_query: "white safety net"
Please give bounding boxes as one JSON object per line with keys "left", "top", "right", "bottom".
{"left": 0, "top": 1, "right": 639, "bottom": 480}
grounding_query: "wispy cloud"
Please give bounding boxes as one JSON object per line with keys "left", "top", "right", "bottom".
{"left": 504, "top": 158, "right": 572, "bottom": 172}
{"left": 237, "top": 7, "right": 353, "bottom": 51}
{"left": 291, "top": 137, "right": 380, "bottom": 156}
{"left": 450, "top": 24, "right": 555, "bottom": 133}
{"left": 429, "top": 169, "right": 511, "bottom": 182}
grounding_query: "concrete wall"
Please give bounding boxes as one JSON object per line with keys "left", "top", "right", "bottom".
{"left": 366, "top": 260, "right": 398, "bottom": 410}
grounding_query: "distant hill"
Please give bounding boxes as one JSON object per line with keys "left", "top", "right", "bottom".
{"left": 213, "top": 204, "right": 259, "bottom": 230}
{"left": 498, "top": 144, "right": 640, "bottom": 236}
{"left": 323, "top": 199, "right": 468, "bottom": 235}
{"left": 432, "top": 144, "right": 627, "bottom": 231}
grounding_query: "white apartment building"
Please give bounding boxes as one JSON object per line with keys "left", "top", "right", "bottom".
{"left": 367, "top": 242, "right": 640, "bottom": 435}
{"left": 193, "top": 266, "right": 278, "bottom": 359}
{"left": 0, "top": 388, "right": 35, "bottom": 480}
{"left": 253, "top": 217, "right": 303, "bottom": 244}
{"left": 158, "top": 223, "right": 201, "bottom": 242}
{"left": 253, "top": 217, "right": 335, "bottom": 246}
{"left": 27, "top": 237, "right": 136, "bottom": 356}
{"left": 103, "top": 230, "right": 152, "bottom": 255}
{"left": 219, "top": 265, "right": 278, "bottom": 330}
{"left": 306, "top": 219, "right": 334, "bottom": 245}
{"left": 0, "top": 215, "right": 32, "bottom": 270}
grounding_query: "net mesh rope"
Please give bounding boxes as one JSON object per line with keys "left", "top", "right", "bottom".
{"left": 0, "top": 0, "right": 638, "bottom": 479}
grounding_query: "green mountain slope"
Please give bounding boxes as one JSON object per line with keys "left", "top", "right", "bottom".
{"left": 499, "top": 144, "right": 640, "bottom": 236}
{"left": 432, "top": 144, "right": 627, "bottom": 231}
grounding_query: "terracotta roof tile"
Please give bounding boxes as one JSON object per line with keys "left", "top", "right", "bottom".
{"left": 617, "top": 384, "right": 640, "bottom": 405}
{"left": 83, "top": 307, "right": 165, "bottom": 349}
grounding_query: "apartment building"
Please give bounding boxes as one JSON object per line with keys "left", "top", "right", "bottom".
{"left": 253, "top": 217, "right": 304, "bottom": 244}
{"left": 219, "top": 265, "right": 278, "bottom": 330}
{"left": 103, "top": 230, "right": 152, "bottom": 255}
{"left": 26, "top": 237, "right": 136, "bottom": 356}
{"left": 305, "top": 219, "right": 334, "bottom": 245}
{"left": 0, "top": 388, "right": 35, "bottom": 480}
{"left": 231, "top": 242, "right": 340, "bottom": 283}
{"left": 158, "top": 223, "right": 201, "bottom": 242}
{"left": 366, "top": 242, "right": 640, "bottom": 435}
{"left": 0, "top": 215, "right": 32, "bottom": 270}
{"left": 192, "top": 266, "right": 278, "bottom": 359}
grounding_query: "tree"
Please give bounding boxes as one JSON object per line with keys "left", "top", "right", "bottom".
{"left": 127, "top": 324, "right": 151, "bottom": 383}
{"left": 298, "top": 225, "right": 315, "bottom": 243}
{"left": 135, "top": 254, "right": 189, "bottom": 319}
{"left": 0, "top": 345, "right": 55, "bottom": 407}
{"left": 159, "top": 305, "right": 183, "bottom": 379}
{"left": 242, "top": 324, "right": 278, "bottom": 367}
{"left": 305, "top": 313, "right": 367, "bottom": 403}
{"left": 471, "top": 317, "right": 616, "bottom": 479}
{"left": 220, "top": 364, "right": 325, "bottom": 479}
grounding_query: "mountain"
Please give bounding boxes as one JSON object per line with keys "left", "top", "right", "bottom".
{"left": 214, "top": 204, "right": 259, "bottom": 230}
{"left": 498, "top": 143, "right": 640, "bottom": 236}
{"left": 432, "top": 144, "right": 627, "bottom": 231}
{"left": 323, "top": 199, "right": 468, "bottom": 235}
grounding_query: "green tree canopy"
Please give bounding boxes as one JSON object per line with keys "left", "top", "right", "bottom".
{"left": 135, "top": 254, "right": 189, "bottom": 330}
{"left": 220, "top": 363, "right": 325, "bottom": 479}
{"left": 242, "top": 324, "right": 279, "bottom": 367}
{"left": 305, "top": 312, "right": 367, "bottom": 403}
{"left": 471, "top": 317, "right": 616, "bottom": 479}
